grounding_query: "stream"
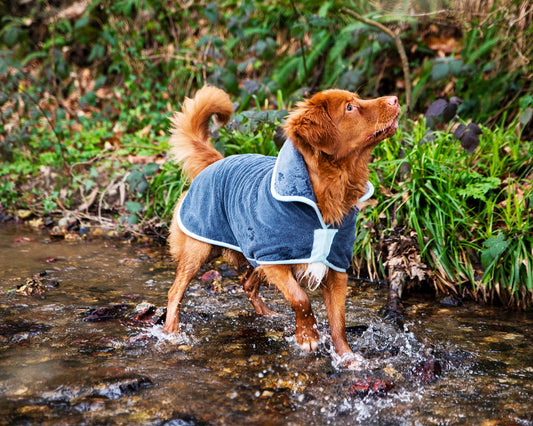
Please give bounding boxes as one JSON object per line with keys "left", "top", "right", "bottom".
{"left": 0, "top": 225, "right": 532, "bottom": 425}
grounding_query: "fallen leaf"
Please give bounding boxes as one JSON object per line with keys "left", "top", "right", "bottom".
{"left": 424, "top": 36, "right": 460, "bottom": 54}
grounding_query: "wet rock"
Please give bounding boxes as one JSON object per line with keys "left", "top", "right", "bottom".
{"left": 345, "top": 325, "right": 369, "bottom": 336}
{"left": 57, "top": 215, "right": 77, "bottom": 230}
{"left": 164, "top": 413, "right": 211, "bottom": 426}
{"left": 152, "top": 306, "right": 167, "bottom": 325}
{"left": 92, "top": 376, "right": 152, "bottom": 399}
{"left": 439, "top": 295, "right": 463, "bottom": 307}
{"left": 349, "top": 378, "right": 395, "bottom": 397}
{"left": 79, "top": 224, "right": 90, "bottom": 236}
{"left": 13, "top": 236, "right": 36, "bottom": 243}
{"left": 0, "top": 209, "right": 15, "bottom": 222}
{"left": 412, "top": 359, "right": 442, "bottom": 383}
{"left": 0, "top": 320, "right": 50, "bottom": 341}
{"left": 16, "top": 271, "right": 59, "bottom": 296}
{"left": 126, "top": 333, "right": 156, "bottom": 347}
{"left": 75, "top": 336, "right": 119, "bottom": 355}
{"left": 83, "top": 304, "right": 129, "bottom": 322}
{"left": 43, "top": 375, "right": 152, "bottom": 403}
{"left": 125, "top": 303, "right": 166, "bottom": 325}
{"left": 131, "top": 302, "right": 156, "bottom": 321}
{"left": 200, "top": 270, "right": 222, "bottom": 282}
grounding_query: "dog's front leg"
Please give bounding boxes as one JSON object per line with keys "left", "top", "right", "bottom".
{"left": 260, "top": 265, "right": 319, "bottom": 351}
{"left": 321, "top": 271, "right": 352, "bottom": 356}
{"left": 322, "top": 271, "right": 367, "bottom": 369}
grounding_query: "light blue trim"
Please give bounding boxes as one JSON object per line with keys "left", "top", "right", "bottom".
{"left": 310, "top": 228, "right": 338, "bottom": 262}
{"left": 255, "top": 257, "right": 346, "bottom": 272}
{"left": 358, "top": 181, "right": 374, "bottom": 203}
{"left": 271, "top": 140, "right": 374, "bottom": 225}
{"left": 270, "top": 153, "right": 328, "bottom": 229}
{"left": 176, "top": 201, "right": 242, "bottom": 252}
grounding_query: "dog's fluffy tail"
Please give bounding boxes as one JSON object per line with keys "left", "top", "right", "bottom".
{"left": 169, "top": 85, "right": 233, "bottom": 180}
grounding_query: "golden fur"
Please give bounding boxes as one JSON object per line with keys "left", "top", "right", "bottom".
{"left": 164, "top": 85, "right": 400, "bottom": 363}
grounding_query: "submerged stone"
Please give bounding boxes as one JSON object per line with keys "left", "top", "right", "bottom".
{"left": 83, "top": 304, "right": 129, "bottom": 322}
{"left": 349, "top": 378, "right": 395, "bottom": 397}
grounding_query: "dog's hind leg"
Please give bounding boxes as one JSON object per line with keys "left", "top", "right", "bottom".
{"left": 259, "top": 265, "right": 319, "bottom": 351}
{"left": 241, "top": 268, "right": 278, "bottom": 317}
{"left": 164, "top": 235, "right": 212, "bottom": 334}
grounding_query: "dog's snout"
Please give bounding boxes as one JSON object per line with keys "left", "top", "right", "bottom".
{"left": 387, "top": 96, "right": 398, "bottom": 106}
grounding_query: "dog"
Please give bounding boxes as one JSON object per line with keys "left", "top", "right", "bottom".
{"left": 164, "top": 85, "right": 400, "bottom": 367}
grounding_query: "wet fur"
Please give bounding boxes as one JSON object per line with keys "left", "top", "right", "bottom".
{"left": 165, "top": 85, "right": 400, "bottom": 359}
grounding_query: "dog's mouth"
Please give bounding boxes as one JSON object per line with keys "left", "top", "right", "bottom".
{"left": 367, "top": 112, "right": 400, "bottom": 143}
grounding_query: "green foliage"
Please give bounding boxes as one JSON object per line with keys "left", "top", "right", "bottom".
{"left": 355, "top": 117, "right": 533, "bottom": 307}
{"left": 481, "top": 234, "right": 509, "bottom": 270}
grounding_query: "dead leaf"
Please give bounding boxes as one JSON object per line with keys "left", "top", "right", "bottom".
{"left": 69, "top": 122, "right": 83, "bottom": 132}
{"left": 96, "top": 87, "right": 114, "bottom": 99}
{"left": 77, "top": 186, "right": 99, "bottom": 212}
{"left": 138, "top": 124, "right": 152, "bottom": 138}
{"left": 424, "top": 36, "right": 460, "bottom": 54}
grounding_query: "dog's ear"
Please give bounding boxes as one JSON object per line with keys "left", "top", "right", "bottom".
{"left": 284, "top": 98, "right": 339, "bottom": 155}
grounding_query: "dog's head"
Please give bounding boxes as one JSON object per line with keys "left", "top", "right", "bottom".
{"left": 284, "top": 89, "right": 400, "bottom": 160}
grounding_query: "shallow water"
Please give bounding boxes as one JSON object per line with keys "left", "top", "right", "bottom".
{"left": 0, "top": 225, "right": 532, "bottom": 425}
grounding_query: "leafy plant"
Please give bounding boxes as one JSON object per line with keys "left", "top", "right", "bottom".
{"left": 356, "top": 114, "right": 532, "bottom": 307}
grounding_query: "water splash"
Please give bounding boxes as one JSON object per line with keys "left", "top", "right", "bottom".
{"left": 148, "top": 324, "right": 198, "bottom": 346}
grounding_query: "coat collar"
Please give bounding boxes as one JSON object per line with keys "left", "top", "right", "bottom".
{"left": 271, "top": 140, "right": 317, "bottom": 204}
{"left": 270, "top": 139, "right": 375, "bottom": 206}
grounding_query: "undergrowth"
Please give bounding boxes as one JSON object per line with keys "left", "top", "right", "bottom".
{"left": 353, "top": 118, "right": 532, "bottom": 308}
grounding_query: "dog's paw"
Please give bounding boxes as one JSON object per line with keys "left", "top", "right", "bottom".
{"left": 162, "top": 324, "right": 178, "bottom": 334}
{"left": 299, "top": 338, "right": 319, "bottom": 352}
{"left": 337, "top": 352, "right": 371, "bottom": 370}
{"left": 295, "top": 327, "right": 320, "bottom": 352}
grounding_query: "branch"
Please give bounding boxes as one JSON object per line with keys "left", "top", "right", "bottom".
{"left": 289, "top": 0, "right": 308, "bottom": 80}
{"left": 341, "top": 8, "right": 412, "bottom": 113}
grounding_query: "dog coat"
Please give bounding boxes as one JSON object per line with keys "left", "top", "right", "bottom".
{"left": 177, "top": 140, "right": 373, "bottom": 272}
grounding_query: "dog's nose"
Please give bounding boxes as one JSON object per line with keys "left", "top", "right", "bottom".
{"left": 387, "top": 96, "right": 399, "bottom": 106}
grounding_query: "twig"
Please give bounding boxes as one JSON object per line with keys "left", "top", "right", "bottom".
{"left": 405, "top": 9, "right": 450, "bottom": 17}
{"left": 348, "top": 275, "right": 388, "bottom": 285}
{"left": 341, "top": 8, "right": 412, "bottom": 113}
{"left": 289, "top": 0, "right": 308, "bottom": 81}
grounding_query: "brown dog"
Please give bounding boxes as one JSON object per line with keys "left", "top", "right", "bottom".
{"left": 164, "top": 86, "right": 400, "bottom": 367}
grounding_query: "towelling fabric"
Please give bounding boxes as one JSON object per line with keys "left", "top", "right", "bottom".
{"left": 177, "top": 140, "right": 374, "bottom": 272}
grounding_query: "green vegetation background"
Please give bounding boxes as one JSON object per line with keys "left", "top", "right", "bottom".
{"left": 0, "top": 0, "right": 531, "bottom": 307}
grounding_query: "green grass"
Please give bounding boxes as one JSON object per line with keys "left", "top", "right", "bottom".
{"left": 353, "top": 118, "right": 532, "bottom": 308}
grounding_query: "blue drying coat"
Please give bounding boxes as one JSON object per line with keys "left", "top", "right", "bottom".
{"left": 177, "top": 140, "right": 374, "bottom": 272}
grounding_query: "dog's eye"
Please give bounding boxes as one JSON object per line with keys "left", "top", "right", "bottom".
{"left": 346, "top": 104, "right": 359, "bottom": 113}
